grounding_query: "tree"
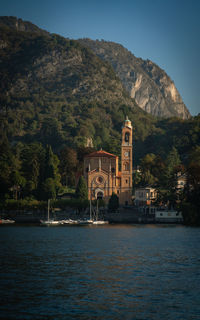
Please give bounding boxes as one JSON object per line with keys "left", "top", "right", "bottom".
{"left": 157, "top": 147, "right": 181, "bottom": 208}
{"left": 108, "top": 193, "right": 119, "bottom": 212}
{"left": 10, "top": 170, "right": 26, "bottom": 200}
{"left": 42, "top": 178, "right": 56, "bottom": 200}
{"left": 0, "top": 139, "right": 26, "bottom": 199}
{"left": 59, "top": 147, "right": 78, "bottom": 187}
{"left": 0, "top": 138, "right": 15, "bottom": 198}
{"left": 75, "top": 176, "right": 88, "bottom": 200}
{"left": 165, "top": 147, "right": 181, "bottom": 177}
{"left": 21, "top": 142, "right": 45, "bottom": 196}
{"left": 139, "top": 153, "right": 157, "bottom": 186}
{"left": 132, "top": 170, "right": 142, "bottom": 191}
{"left": 181, "top": 147, "right": 200, "bottom": 225}
{"left": 40, "top": 145, "right": 61, "bottom": 200}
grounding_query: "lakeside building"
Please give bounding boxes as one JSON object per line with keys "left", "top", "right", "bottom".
{"left": 134, "top": 173, "right": 186, "bottom": 208}
{"left": 155, "top": 209, "right": 183, "bottom": 223}
{"left": 84, "top": 117, "right": 132, "bottom": 205}
{"left": 134, "top": 187, "right": 157, "bottom": 207}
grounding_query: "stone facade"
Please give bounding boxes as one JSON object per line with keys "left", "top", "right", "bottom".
{"left": 84, "top": 117, "right": 132, "bottom": 205}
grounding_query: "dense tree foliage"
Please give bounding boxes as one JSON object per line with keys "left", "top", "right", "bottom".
{"left": 180, "top": 147, "right": 200, "bottom": 225}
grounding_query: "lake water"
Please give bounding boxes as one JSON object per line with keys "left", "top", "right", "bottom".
{"left": 0, "top": 224, "right": 200, "bottom": 320}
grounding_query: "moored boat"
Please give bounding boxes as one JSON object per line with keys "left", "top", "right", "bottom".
{"left": 0, "top": 219, "right": 15, "bottom": 224}
{"left": 40, "top": 199, "right": 62, "bottom": 226}
{"left": 40, "top": 219, "right": 62, "bottom": 226}
{"left": 92, "top": 220, "right": 109, "bottom": 225}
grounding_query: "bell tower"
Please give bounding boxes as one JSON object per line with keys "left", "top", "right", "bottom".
{"left": 120, "top": 116, "right": 132, "bottom": 205}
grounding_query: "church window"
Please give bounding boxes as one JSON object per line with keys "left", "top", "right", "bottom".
{"left": 124, "top": 162, "right": 130, "bottom": 171}
{"left": 111, "top": 167, "right": 115, "bottom": 173}
{"left": 125, "top": 132, "right": 130, "bottom": 142}
{"left": 98, "top": 176, "right": 103, "bottom": 183}
{"left": 96, "top": 176, "right": 104, "bottom": 184}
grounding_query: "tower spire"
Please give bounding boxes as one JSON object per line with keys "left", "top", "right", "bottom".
{"left": 121, "top": 117, "right": 133, "bottom": 205}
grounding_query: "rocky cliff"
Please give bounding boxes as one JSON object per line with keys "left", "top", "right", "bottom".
{"left": 79, "top": 39, "right": 191, "bottom": 119}
{"left": 0, "top": 16, "right": 49, "bottom": 35}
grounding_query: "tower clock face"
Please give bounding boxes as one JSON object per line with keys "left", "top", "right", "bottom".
{"left": 124, "top": 151, "right": 129, "bottom": 157}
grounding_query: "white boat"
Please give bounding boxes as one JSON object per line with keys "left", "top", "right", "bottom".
{"left": 77, "top": 219, "right": 94, "bottom": 225}
{"left": 40, "top": 220, "right": 61, "bottom": 226}
{"left": 92, "top": 220, "right": 109, "bottom": 225}
{"left": 0, "top": 219, "right": 15, "bottom": 224}
{"left": 59, "top": 200, "right": 109, "bottom": 226}
{"left": 61, "top": 219, "right": 79, "bottom": 225}
{"left": 40, "top": 199, "right": 62, "bottom": 226}
{"left": 90, "top": 198, "right": 109, "bottom": 225}
{"left": 61, "top": 218, "right": 94, "bottom": 225}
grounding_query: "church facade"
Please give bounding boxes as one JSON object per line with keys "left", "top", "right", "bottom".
{"left": 84, "top": 117, "right": 133, "bottom": 205}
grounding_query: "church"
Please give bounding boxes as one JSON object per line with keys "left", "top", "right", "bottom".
{"left": 84, "top": 117, "right": 133, "bottom": 205}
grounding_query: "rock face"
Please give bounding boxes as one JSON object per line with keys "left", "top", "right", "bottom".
{"left": 79, "top": 39, "right": 191, "bottom": 119}
{"left": 0, "top": 16, "right": 49, "bottom": 35}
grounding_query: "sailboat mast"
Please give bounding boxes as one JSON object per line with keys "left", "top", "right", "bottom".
{"left": 47, "top": 199, "right": 50, "bottom": 222}
{"left": 96, "top": 199, "right": 98, "bottom": 221}
{"left": 90, "top": 198, "right": 92, "bottom": 220}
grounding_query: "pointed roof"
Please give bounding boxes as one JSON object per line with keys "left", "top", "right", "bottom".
{"left": 85, "top": 149, "right": 117, "bottom": 158}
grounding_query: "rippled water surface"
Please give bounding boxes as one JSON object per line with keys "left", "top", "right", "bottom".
{"left": 0, "top": 224, "right": 200, "bottom": 319}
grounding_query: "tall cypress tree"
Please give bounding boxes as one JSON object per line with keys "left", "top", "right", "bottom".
{"left": 44, "top": 145, "right": 55, "bottom": 180}
{"left": 39, "top": 145, "right": 61, "bottom": 200}
{"left": 75, "top": 176, "right": 88, "bottom": 200}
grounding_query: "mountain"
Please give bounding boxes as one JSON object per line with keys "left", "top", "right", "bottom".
{"left": 0, "top": 16, "right": 156, "bottom": 153}
{"left": 0, "top": 16, "right": 49, "bottom": 35}
{"left": 79, "top": 39, "right": 191, "bottom": 119}
{"left": 0, "top": 17, "right": 198, "bottom": 165}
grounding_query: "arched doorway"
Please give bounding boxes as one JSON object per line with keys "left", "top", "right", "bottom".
{"left": 97, "top": 191, "right": 103, "bottom": 200}
{"left": 95, "top": 188, "right": 104, "bottom": 200}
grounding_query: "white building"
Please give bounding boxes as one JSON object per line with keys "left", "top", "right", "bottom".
{"left": 134, "top": 187, "right": 157, "bottom": 206}
{"left": 155, "top": 209, "right": 183, "bottom": 223}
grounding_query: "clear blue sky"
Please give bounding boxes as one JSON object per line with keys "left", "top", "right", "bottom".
{"left": 1, "top": 0, "right": 200, "bottom": 116}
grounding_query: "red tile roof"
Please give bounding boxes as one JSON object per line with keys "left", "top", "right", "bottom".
{"left": 85, "top": 149, "right": 117, "bottom": 158}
